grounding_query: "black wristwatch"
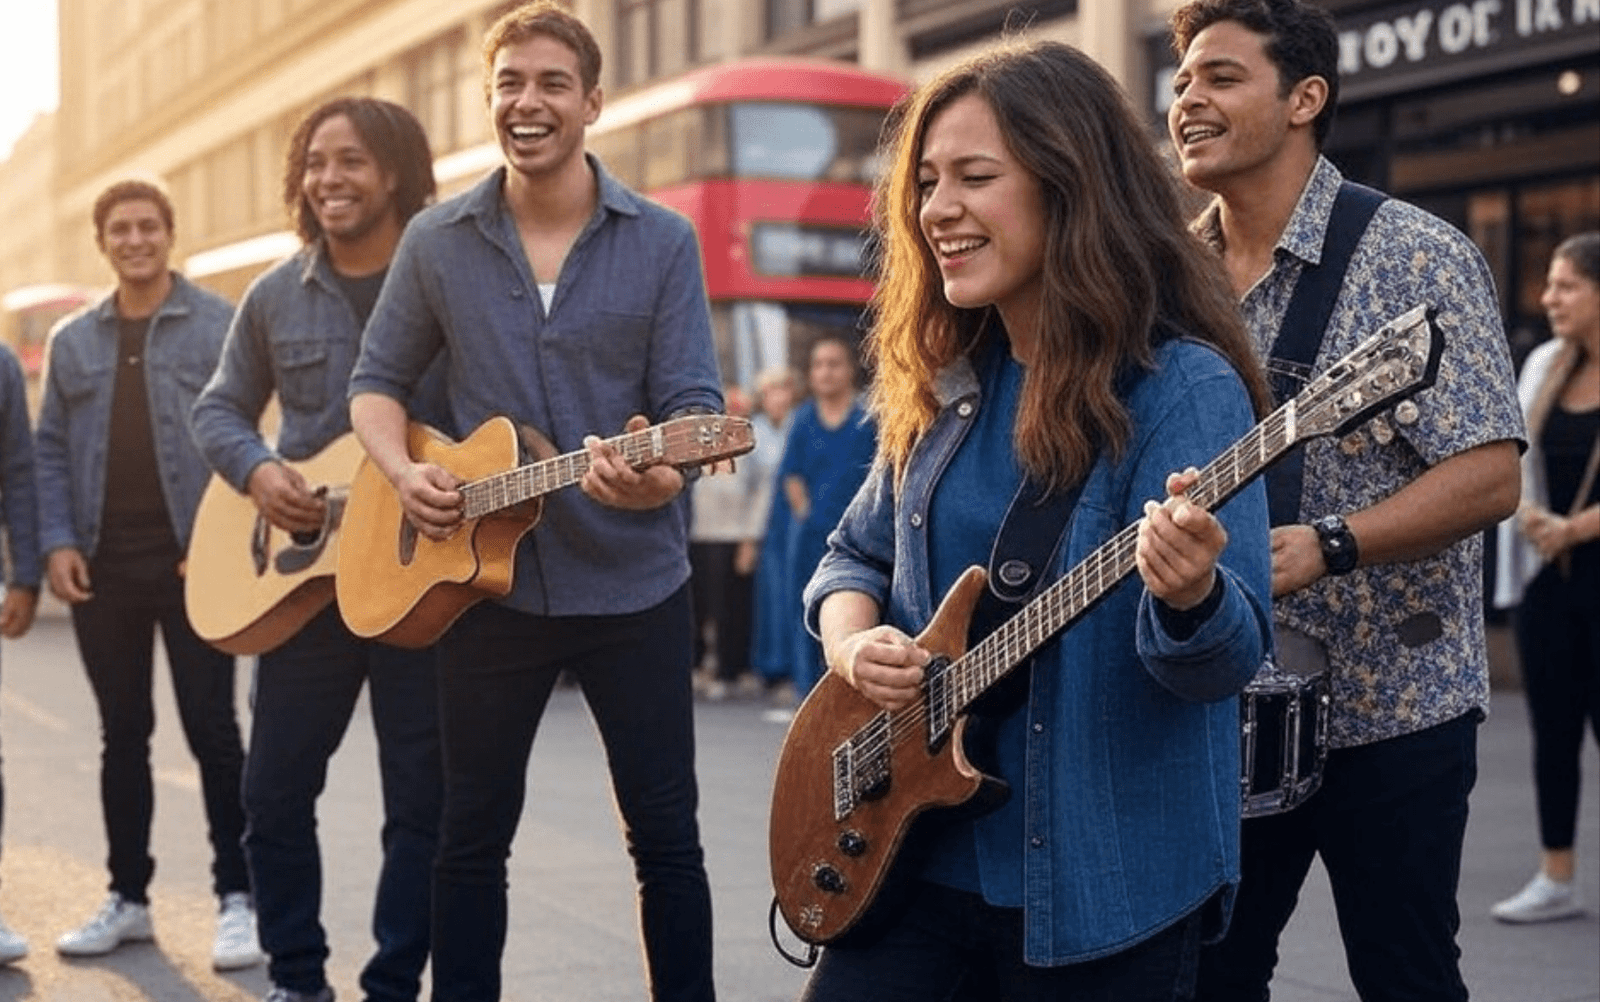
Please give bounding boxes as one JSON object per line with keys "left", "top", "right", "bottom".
{"left": 1312, "top": 514, "right": 1360, "bottom": 576}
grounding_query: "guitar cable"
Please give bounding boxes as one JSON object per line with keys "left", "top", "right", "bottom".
{"left": 768, "top": 897, "right": 820, "bottom": 968}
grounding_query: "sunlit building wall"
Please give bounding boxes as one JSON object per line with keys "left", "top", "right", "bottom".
{"left": 2, "top": 0, "right": 1594, "bottom": 347}
{"left": 25, "top": 0, "right": 1176, "bottom": 305}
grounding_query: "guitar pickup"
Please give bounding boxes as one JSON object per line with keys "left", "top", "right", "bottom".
{"left": 832, "top": 712, "right": 892, "bottom": 821}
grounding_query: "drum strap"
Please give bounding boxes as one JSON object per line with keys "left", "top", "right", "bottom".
{"left": 1264, "top": 181, "right": 1387, "bottom": 527}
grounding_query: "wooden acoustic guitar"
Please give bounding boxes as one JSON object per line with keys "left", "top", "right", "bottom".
{"left": 336, "top": 412, "right": 755, "bottom": 648}
{"left": 185, "top": 432, "right": 367, "bottom": 656}
{"left": 769, "top": 305, "right": 1443, "bottom": 947}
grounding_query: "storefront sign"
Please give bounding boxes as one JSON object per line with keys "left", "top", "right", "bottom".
{"left": 1338, "top": 0, "right": 1600, "bottom": 99}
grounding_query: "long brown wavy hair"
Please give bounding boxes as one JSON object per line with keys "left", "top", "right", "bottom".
{"left": 867, "top": 40, "right": 1270, "bottom": 489}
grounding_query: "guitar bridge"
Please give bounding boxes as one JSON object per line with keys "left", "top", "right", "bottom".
{"left": 832, "top": 712, "right": 891, "bottom": 821}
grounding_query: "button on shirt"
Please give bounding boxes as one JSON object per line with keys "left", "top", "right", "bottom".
{"left": 1197, "top": 157, "right": 1526, "bottom": 748}
{"left": 349, "top": 159, "right": 723, "bottom": 617}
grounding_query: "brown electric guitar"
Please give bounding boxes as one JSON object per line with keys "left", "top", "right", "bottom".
{"left": 336, "top": 412, "right": 755, "bottom": 648}
{"left": 185, "top": 433, "right": 367, "bottom": 656}
{"left": 769, "top": 305, "right": 1443, "bottom": 947}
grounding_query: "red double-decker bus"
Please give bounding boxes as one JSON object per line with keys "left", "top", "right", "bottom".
{"left": 587, "top": 58, "right": 909, "bottom": 389}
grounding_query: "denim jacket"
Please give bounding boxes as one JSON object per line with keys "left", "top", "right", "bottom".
{"left": 804, "top": 337, "right": 1272, "bottom": 965}
{"left": 191, "top": 242, "right": 450, "bottom": 493}
{"left": 0, "top": 344, "right": 41, "bottom": 587}
{"left": 35, "top": 274, "right": 232, "bottom": 557}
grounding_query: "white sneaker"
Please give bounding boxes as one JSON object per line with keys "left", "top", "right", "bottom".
{"left": 212, "top": 891, "right": 263, "bottom": 970}
{"left": 55, "top": 893, "right": 153, "bottom": 956}
{"left": 1491, "top": 871, "right": 1584, "bottom": 923}
{"left": 0, "top": 912, "right": 26, "bottom": 965}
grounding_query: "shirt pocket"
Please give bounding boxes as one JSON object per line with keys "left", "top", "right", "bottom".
{"left": 589, "top": 310, "right": 652, "bottom": 384}
{"left": 271, "top": 339, "right": 330, "bottom": 413}
{"left": 54, "top": 354, "right": 112, "bottom": 406}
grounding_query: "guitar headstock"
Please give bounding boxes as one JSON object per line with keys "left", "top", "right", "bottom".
{"left": 1293, "top": 305, "right": 1442, "bottom": 441}
{"left": 656, "top": 413, "right": 757, "bottom": 468}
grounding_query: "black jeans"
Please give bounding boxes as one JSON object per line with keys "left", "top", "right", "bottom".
{"left": 429, "top": 586, "right": 714, "bottom": 1002}
{"left": 243, "top": 606, "right": 441, "bottom": 1000}
{"left": 69, "top": 560, "right": 248, "bottom": 902}
{"left": 1513, "top": 564, "right": 1600, "bottom": 850}
{"left": 690, "top": 540, "right": 754, "bottom": 682}
{"left": 1196, "top": 710, "right": 1479, "bottom": 1002}
{"left": 800, "top": 881, "right": 1204, "bottom": 1002}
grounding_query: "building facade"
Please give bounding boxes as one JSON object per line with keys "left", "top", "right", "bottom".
{"left": 2, "top": 0, "right": 1596, "bottom": 375}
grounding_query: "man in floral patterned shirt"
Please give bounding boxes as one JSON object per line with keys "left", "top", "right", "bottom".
{"left": 1168, "top": 1, "right": 1525, "bottom": 1000}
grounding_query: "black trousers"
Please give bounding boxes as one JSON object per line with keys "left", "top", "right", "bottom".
{"left": 800, "top": 881, "right": 1205, "bottom": 1002}
{"left": 690, "top": 541, "right": 754, "bottom": 682}
{"left": 1196, "top": 711, "right": 1479, "bottom": 1002}
{"left": 69, "top": 559, "right": 249, "bottom": 902}
{"left": 429, "top": 586, "right": 714, "bottom": 1002}
{"left": 1513, "top": 563, "right": 1600, "bottom": 849}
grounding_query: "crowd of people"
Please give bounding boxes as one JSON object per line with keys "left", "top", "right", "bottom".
{"left": 0, "top": 0, "right": 1592, "bottom": 999}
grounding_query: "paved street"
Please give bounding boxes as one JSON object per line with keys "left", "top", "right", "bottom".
{"left": 0, "top": 611, "right": 1594, "bottom": 1002}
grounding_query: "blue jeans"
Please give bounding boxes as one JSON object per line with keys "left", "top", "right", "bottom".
{"left": 429, "top": 586, "right": 714, "bottom": 1002}
{"left": 801, "top": 881, "right": 1205, "bottom": 1002}
{"left": 243, "top": 606, "right": 441, "bottom": 1000}
{"left": 1196, "top": 710, "right": 1479, "bottom": 1002}
{"left": 70, "top": 560, "right": 248, "bottom": 902}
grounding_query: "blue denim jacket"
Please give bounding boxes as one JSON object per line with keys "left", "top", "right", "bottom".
{"left": 0, "top": 344, "right": 41, "bottom": 587}
{"left": 350, "top": 159, "right": 723, "bottom": 617}
{"left": 804, "top": 337, "right": 1272, "bottom": 965}
{"left": 192, "top": 242, "right": 451, "bottom": 492}
{"left": 35, "top": 274, "right": 232, "bottom": 557}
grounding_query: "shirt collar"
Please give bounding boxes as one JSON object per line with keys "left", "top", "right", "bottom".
{"left": 440, "top": 151, "right": 642, "bottom": 228}
{"left": 1193, "top": 155, "right": 1344, "bottom": 268}
{"left": 94, "top": 270, "right": 191, "bottom": 323}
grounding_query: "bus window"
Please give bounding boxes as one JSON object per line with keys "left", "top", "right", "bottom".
{"left": 729, "top": 103, "right": 889, "bottom": 184}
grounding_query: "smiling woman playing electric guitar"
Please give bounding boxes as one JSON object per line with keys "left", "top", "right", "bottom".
{"left": 785, "top": 41, "right": 1273, "bottom": 1001}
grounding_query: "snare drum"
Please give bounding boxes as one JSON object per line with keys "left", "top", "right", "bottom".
{"left": 1240, "top": 628, "right": 1331, "bottom": 819}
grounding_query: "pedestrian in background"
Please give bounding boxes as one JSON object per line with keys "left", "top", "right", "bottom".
{"left": 1492, "top": 230, "right": 1600, "bottom": 923}
{"left": 34, "top": 178, "right": 258, "bottom": 967}
{"left": 749, "top": 366, "right": 798, "bottom": 711}
{"left": 690, "top": 384, "right": 761, "bottom": 700}
{"left": 779, "top": 336, "right": 876, "bottom": 699}
{"left": 0, "top": 340, "right": 41, "bottom": 963}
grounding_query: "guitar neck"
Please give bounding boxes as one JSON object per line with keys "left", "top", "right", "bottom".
{"left": 458, "top": 426, "right": 667, "bottom": 520}
{"left": 933, "top": 402, "right": 1301, "bottom": 723}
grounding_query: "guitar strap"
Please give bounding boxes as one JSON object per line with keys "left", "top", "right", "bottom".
{"left": 1264, "top": 181, "right": 1387, "bottom": 527}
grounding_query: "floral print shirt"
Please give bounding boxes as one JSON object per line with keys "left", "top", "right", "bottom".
{"left": 1198, "top": 157, "right": 1525, "bottom": 748}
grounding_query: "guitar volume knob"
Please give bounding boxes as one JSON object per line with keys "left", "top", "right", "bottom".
{"left": 837, "top": 830, "right": 867, "bottom": 857}
{"left": 812, "top": 864, "right": 848, "bottom": 894}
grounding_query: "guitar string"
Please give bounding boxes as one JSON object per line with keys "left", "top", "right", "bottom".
{"left": 457, "top": 426, "right": 707, "bottom": 519}
{"left": 842, "top": 344, "right": 1405, "bottom": 774}
{"left": 842, "top": 404, "right": 1309, "bottom": 773}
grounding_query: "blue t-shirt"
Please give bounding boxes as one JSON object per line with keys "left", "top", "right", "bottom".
{"left": 778, "top": 398, "right": 877, "bottom": 544}
{"left": 919, "top": 337, "right": 1032, "bottom": 906}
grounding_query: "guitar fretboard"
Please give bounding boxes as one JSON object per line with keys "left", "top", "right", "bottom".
{"left": 457, "top": 426, "right": 669, "bottom": 520}
{"left": 924, "top": 404, "right": 1299, "bottom": 736}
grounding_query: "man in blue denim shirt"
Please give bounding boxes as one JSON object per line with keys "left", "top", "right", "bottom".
{"left": 191, "top": 98, "right": 445, "bottom": 1002}
{"left": 349, "top": 5, "right": 720, "bottom": 999}
{"left": 34, "top": 179, "right": 256, "bottom": 966}
{"left": 0, "top": 341, "right": 41, "bottom": 962}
